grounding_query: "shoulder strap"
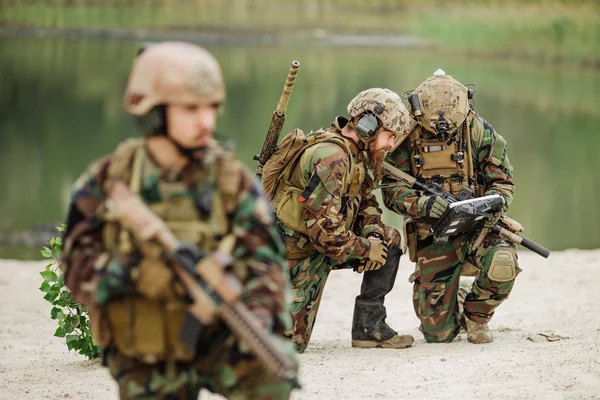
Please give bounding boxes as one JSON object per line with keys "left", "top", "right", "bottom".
{"left": 105, "top": 138, "right": 145, "bottom": 192}
{"left": 216, "top": 146, "right": 242, "bottom": 215}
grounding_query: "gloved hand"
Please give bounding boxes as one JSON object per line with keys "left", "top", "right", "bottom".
{"left": 418, "top": 194, "right": 449, "bottom": 223}
{"left": 357, "top": 237, "right": 388, "bottom": 273}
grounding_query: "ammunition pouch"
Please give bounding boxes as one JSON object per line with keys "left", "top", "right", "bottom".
{"left": 276, "top": 187, "right": 309, "bottom": 236}
{"left": 103, "top": 296, "right": 194, "bottom": 363}
{"left": 283, "top": 234, "right": 316, "bottom": 260}
{"left": 403, "top": 218, "right": 418, "bottom": 263}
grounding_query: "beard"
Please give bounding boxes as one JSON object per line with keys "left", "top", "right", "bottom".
{"left": 367, "top": 146, "right": 391, "bottom": 182}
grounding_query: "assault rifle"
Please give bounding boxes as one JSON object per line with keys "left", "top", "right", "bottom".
{"left": 255, "top": 60, "right": 300, "bottom": 179}
{"left": 382, "top": 160, "right": 550, "bottom": 258}
{"left": 106, "top": 181, "right": 299, "bottom": 387}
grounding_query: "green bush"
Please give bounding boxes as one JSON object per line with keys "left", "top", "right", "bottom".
{"left": 40, "top": 224, "right": 99, "bottom": 359}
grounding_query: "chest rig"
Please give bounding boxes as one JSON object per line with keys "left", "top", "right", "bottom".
{"left": 410, "top": 114, "right": 478, "bottom": 197}
{"left": 271, "top": 129, "right": 365, "bottom": 259}
{"left": 96, "top": 138, "right": 238, "bottom": 364}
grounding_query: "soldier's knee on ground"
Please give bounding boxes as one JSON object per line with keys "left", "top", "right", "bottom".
{"left": 414, "top": 280, "right": 461, "bottom": 343}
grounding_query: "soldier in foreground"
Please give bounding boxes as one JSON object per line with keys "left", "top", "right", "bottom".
{"left": 382, "top": 70, "right": 519, "bottom": 344}
{"left": 60, "top": 41, "right": 297, "bottom": 399}
{"left": 261, "top": 88, "right": 415, "bottom": 352}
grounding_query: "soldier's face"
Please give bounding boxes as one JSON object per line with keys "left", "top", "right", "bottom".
{"left": 166, "top": 102, "right": 219, "bottom": 149}
{"left": 369, "top": 130, "right": 395, "bottom": 153}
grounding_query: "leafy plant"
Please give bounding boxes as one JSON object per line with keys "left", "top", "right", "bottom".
{"left": 40, "top": 224, "right": 99, "bottom": 359}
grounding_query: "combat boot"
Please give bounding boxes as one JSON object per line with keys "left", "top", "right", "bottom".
{"left": 351, "top": 247, "right": 414, "bottom": 349}
{"left": 461, "top": 315, "right": 493, "bottom": 344}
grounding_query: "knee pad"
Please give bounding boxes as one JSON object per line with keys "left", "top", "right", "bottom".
{"left": 487, "top": 249, "right": 518, "bottom": 283}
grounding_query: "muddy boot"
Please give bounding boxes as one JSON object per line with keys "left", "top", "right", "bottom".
{"left": 461, "top": 315, "right": 493, "bottom": 344}
{"left": 351, "top": 247, "right": 414, "bottom": 349}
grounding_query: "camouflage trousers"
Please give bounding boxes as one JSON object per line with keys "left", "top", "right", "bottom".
{"left": 287, "top": 226, "right": 402, "bottom": 353}
{"left": 411, "top": 233, "right": 521, "bottom": 343}
{"left": 104, "top": 345, "right": 295, "bottom": 400}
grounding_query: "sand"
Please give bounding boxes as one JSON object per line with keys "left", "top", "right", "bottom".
{"left": 1, "top": 249, "right": 599, "bottom": 399}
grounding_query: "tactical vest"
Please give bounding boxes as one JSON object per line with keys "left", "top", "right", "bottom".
{"left": 263, "top": 128, "right": 365, "bottom": 259}
{"left": 409, "top": 113, "right": 482, "bottom": 240}
{"left": 90, "top": 138, "right": 239, "bottom": 364}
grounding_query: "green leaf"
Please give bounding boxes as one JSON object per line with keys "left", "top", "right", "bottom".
{"left": 55, "top": 297, "right": 66, "bottom": 307}
{"left": 50, "top": 307, "right": 61, "bottom": 320}
{"left": 40, "top": 247, "right": 53, "bottom": 258}
{"left": 66, "top": 334, "right": 79, "bottom": 344}
{"left": 54, "top": 327, "right": 66, "bottom": 338}
{"left": 40, "top": 270, "right": 57, "bottom": 282}
{"left": 57, "top": 224, "right": 67, "bottom": 232}
{"left": 55, "top": 237, "right": 63, "bottom": 246}
{"left": 50, "top": 238, "right": 56, "bottom": 246}
{"left": 40, "top": 280, "right": 52, "bottom": 293}
{"left": 66, "top": 336, "right": 79, "bottom": 351}
{"left": 43, "top": 291, "right": 58, "bottom": 302}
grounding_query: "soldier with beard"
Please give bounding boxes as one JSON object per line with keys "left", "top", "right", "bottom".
{"left": 382, "top": 70, "right": 519, "bottom": 345}
{"left": 262, "top": 88, "right": 415, "bottom": 352}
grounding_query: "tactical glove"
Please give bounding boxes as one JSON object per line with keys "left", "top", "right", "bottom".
{"left": 357, "top": 237, "right": 388, "bottom": 273}
{"left": 418, "top": 195, "right": 449, "bottom": 223}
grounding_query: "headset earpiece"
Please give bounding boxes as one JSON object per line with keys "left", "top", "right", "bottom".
{"left": 355, "top": 114, "right": 380, "bottom": 138}
{"left": 135, "top": 105, "right": 166, "bottom": 136}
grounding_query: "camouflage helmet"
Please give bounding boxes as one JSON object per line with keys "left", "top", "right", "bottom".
{"left": 347, "top": 88, "right": 412, "bottom": 140}
{"left": 123, "top": 41, "right": 225, "bottom": 116}
{"left": 407, "top": 69, "right": 470, "bottom": 135}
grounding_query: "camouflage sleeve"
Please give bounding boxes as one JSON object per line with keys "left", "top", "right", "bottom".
{"left": 355, "top": 174, "right": 385, "bottom": 237}
{"left": 231, "top": 167, "right": 292, "bottom": 333}
{"left": 382, "top": 141, "right": 424, "bottom": 218}
{"left": 60, "top": 157, "right": 137, "bottom": 306}
{"left": 472, "top": 117, "right": 515, "bottom": 211}
{"left": 300, "top": 143, "right": 371, "bottom": 263}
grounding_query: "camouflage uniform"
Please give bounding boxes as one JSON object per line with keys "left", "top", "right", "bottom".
{"left": 263, "top": 88, "right": 414, "bottom": 352}
{"left": 60, "top": 42, "right": 296, "bottom": 399}
{"left": 383, "top": 72, "right": 519, "bottom": 343}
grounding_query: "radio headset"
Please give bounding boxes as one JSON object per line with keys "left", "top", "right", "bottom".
{"left": 355, "top": 103, "right": 384, "bottom": 138}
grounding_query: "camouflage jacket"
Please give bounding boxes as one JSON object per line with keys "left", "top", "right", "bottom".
{"left": 60, "top": 138, "right": 292, "bottom": 332}
{"left": 383, "top": 115, "right": 515, "bottom": 221}
{"left": 293, "top": 124, "right": 385, "bottom": 264}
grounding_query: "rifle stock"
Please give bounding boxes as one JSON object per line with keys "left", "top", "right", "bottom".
{"left": 255, "top": 60, "right": 300, "bottom": 177}
{"left": 106, "top": 181, "right": 299, "bottom": 387}
{"left": 382, "top": 160, "right": 550, "bottom": 258}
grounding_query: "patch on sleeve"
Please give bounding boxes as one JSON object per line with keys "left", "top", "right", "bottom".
{"left": 315, "top": 163, "right": 338, "bottom": 195}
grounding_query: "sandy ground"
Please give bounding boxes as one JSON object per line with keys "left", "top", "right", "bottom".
{"left": 1, "top": 249, "right": 599, "bottom": 400}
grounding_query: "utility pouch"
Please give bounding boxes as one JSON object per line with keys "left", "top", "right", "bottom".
{"left": 106, "top": 296, "right": 190, "bottom": 363}
{"left": 283, "top": 235, "right": 316, "bottom": 260}
{"left": 276, "top": 187, "right": 308, "bottom": 235}
{"left": 136, "top": 258, "right": 177, "bottom": 301}
{"left": 404, "top": 218, "right": 418, "bottom": 262}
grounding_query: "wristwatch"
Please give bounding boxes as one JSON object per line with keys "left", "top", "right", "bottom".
{"left": 366, "top": 232, "right": 384, "bottom": 241}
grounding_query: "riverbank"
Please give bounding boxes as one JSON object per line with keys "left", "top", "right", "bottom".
{"left": 1, "top": 1, "right": 599, "bottom": 67}
{"left": 1, "top": 249, "right": 599, "bottom": 399}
